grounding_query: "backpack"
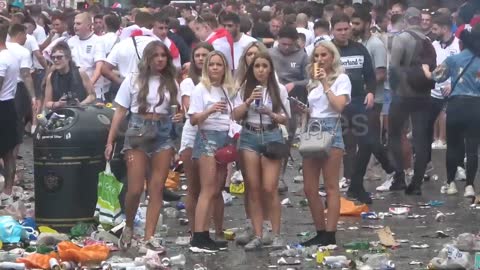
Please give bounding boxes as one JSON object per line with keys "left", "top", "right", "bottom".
{"left": 404, "top": 30, "right": 437, "bottom": 92}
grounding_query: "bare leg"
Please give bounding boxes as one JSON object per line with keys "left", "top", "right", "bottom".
{"left": 322, "top": 149, "right": 342, "bottom": 231}
{"left": 181, "top": 148, "right": 199, "bottom": 233}
{"left": 303, "top": 158, "right": 325, "bottom": 230}
{"left": 240, "top": 150, "right": 263, "bottom": 237}
{"left": 260, "top": 156, "right": 282, "bottom": 235}
{"left": 144, "top": 148, "right": 174, "bottom": 239}
{"left": 124, "top": 150, "right": 148, "bottom": 230}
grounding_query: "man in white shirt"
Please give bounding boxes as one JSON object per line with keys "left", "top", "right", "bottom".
{"left": 296, "top": 13, "right": 314, "bottom": 46}
{"left": 119, "top": 11, "right": 154, "bottom": 40}
{"left": 429, "top": 14, "right": 461, "bottom": 149}
{"left": 7, "top": 24, "right": 34, "bottom": 100}
{"left": 221, "top": 13, "right": 256, "bottom": 71}
{"left": 305, "top": 19, "right": 331, "bottom": 57}
{"left": 68, "top": 12, "right": 106, "bottom": 100}
{"left": 100, "top": 13, "right": 121, "bottom": 102}
{"left": 43, "top": 15, "right": 71, "bottom": 61}
{"left": 189, "top": 13, "right": 234, "bottom": 70}
{"left": 0, "top": 23, "right": 21, "bottom": 206}
{"left": 94, "top": 14, "right": 105, "bottom": 36}
{"left": 102, "top": 32, "right": 158, "bottom": 86}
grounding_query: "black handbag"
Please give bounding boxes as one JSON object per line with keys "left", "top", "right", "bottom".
{"left": 259, "top": 114, "right": 289, "bottom": 160}
{"left": 125, "top": 115, "right": 157, "bottom": 148}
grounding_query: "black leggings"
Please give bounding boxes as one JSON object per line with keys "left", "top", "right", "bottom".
{"left": 388, "top": 97, "right": 431, "bottom": 184}
{"left": 446, "top": 96, "right": 480, "bottom": 186}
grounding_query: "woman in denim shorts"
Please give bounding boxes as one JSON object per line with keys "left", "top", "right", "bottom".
{"left": 179, "top": 42, "right": 214, "bottom": 235}
{"left": 188, "top": 51, "right": 236, "bottom": 253}
{"left": 233, "top": 51, "right": 289, "bottom": 251}
{"left": 299, "top": 41, "right": 351, "bottom": 247}
{"left": 105, "top": 41, "right": 183, "bottom": 251}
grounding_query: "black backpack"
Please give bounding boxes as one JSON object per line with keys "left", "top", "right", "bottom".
{"left": 404, "top": 30, "right": 437, "bottom": 92}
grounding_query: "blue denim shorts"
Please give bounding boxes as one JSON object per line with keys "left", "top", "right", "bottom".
{"left": 307, "top": 117, "right": 344, "bottom": 150}
{"left": 122, "top": 114, "right": 175, "bottom": 156}
{"left": 192, "top": 130, "right": 229, "bottom": 159}
{"left": 382, "top": 89, "right": 392, "bottom": 115}
{"left": 238, "top": 126, "right": 284, "bottom": 154}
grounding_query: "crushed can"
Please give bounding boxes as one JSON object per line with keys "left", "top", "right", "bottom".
{"left": 60, "top": 261, "right": 77, "bottom": 270}
{"left": 49, "top": 258, "right": 61, "bottom": 270}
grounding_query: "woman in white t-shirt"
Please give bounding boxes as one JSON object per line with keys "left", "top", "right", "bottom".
{"left": 233, "top": 51, "right": 289, "bottom": 251}
{"left": 179, "top": 42, "right": 214, "bottom": 236}
{"left": 188, "top": 51, "right": 235, "bottom": 253}
{"left": 104, "top": 41, "right": 183, "bottom": 251}
{"left": 299, "top": 41, "right": 351, "bottom": 247}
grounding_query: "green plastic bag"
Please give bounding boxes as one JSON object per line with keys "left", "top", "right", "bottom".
{"left": 94, "top": 162, "right": 123, "bottom": 226}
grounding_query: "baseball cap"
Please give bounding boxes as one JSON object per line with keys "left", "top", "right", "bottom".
{"left": 404, "top": 7, "right": 421, "bottom": 19}
{"left": 11, "top": 0, "right": 24, "bottom": 9}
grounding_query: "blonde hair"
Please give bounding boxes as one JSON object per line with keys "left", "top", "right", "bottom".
{"left": 76, "top": 12, "right": 92, "bottom": 25}
{"left": 234, "top": 41, "right": 268, "bottom": 90}
{"left": 201, "top": 51, "right": 235, "bottom": 96}
{"left": 307, "top": 40, "right": 344, "bottom": 91}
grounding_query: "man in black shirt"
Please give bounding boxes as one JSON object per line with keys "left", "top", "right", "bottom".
{"left": 331, "top": 12, "right": 375, "bottom": 204}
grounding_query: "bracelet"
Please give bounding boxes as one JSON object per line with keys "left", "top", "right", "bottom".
{"left": 324, "top": 89, "right": 332, "bottom": 95}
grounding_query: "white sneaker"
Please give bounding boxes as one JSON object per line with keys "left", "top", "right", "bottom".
{"left": 432, "top": 140, "right": 447, "bottom": 149}
{"left": 0, "top": 192, "right": 13, "bottom": 206}
{"left": 464, "top": 185, "right": 475, "bottom": 198}
{"left": 440, "top": 184, "right": 448, "bottom": 194}
{"left": 376, "top": 173, "right": 394, "bottom": 192}
{"left": 446, "top": 182, "right": 458, "bottom": 195}
{"left": 455, "top": 166, "right": 466, "bottom": 181}
{"left": 339, "top": 177, "right": 350, "bottom": 190}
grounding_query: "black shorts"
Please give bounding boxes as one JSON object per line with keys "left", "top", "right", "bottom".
{"left": 33, "top": 69, "right": 46, "bottom": 99}
{"left": 14, "top": 82, "right": 33, "bottom": 142}
{"left": 0, "top": 99, "right": 19, "bottom": 156}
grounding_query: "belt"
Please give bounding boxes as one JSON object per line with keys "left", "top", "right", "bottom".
{"left": 137, "top": 113, "right": 169, "bottom": 121}
{"left": 244, "top": 123, "right": 277, "bottom": 132}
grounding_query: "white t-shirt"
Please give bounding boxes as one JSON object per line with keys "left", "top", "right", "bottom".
{"left": 106, "top": 36, "right": 158, "bottom": 78}
{"left": 308, "top": 74, "right": 352, "bottom": 118}
{"left": 115, "top": 72, "right": 181, "bottom": 114}
{"left": 180, "top": 77, "right": 197, "bottom": 131}
{"left": 233, "top": 34, "right": 257, "bottom": 70}
{"left": 431, "top": 37, "right": 461, "bottom": 99}
{"left": 32, "top": 25, "right": 47, "bottom": 70}
{"left": 16, "top": 34, "right": 40, "bottom": 70}
{"left": 234, "top": 84, "right": 290, "bottom": 125}
{"left": 102, "top": 32, "right": 120, "bottom": 56}
{"left": 68, "top": 34, "right": 106, "bottom": 96}
{"left": 0, "top": 50, "right": 20, "bottom": 101}
{"left": 296, "top": 27, "right": 315, "bottom": 47}
{"left": 188, "top": 82, "right": 232, "bottom": 131}
{"left": 6, "top": 42, "right": 32, "bottom": 83}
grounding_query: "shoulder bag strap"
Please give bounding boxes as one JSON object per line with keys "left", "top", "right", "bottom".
{"left": 132, "top": 36, "right": 141, "bottom": 60}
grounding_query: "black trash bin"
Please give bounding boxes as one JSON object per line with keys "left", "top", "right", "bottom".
{"left": 34, "top": 105, "right": 120, "bottom": 232}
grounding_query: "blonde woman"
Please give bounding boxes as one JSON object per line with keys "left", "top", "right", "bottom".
{"left": 188, "top": 51, "right": 235, "bottom": 253}
{"left": 300, "top": 41, "right": 351, "bottom": 246}
{"left": 234, "top": 41, "right": 269, "bottom": 89}
{"left": 105, "top": 41, "right": 183, "bottom": 251}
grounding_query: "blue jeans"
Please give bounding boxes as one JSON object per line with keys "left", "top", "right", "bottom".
{"left": 192, "top": 130, "right": 229, "bottom": 159}
{"left": 238, "top": 127, "right": 284, "bottom": 153}
{"left": 122, "top": 114, "right": 175, "bottom": 156}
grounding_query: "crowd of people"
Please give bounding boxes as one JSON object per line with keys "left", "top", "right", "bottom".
{"left": 0, "top": 0, "right": 479, "bottom": 255}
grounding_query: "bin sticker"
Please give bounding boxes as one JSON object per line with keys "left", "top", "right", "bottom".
{"left": 43, "top": 172, "right": 63, "bottom": 192}
{"left": 65, "top": 132, "right": 71, "bottom": 140}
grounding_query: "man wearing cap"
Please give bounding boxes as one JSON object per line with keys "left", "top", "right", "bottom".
{"left": 389, "top": 7, "right": 436, "bottom": 195}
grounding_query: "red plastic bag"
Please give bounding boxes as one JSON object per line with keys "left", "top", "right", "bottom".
{"left": 57, "top": 241, "right": 109, "bottom": 264}
{"left": 17, "top": 252, "right": 58, "bottom": 269}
